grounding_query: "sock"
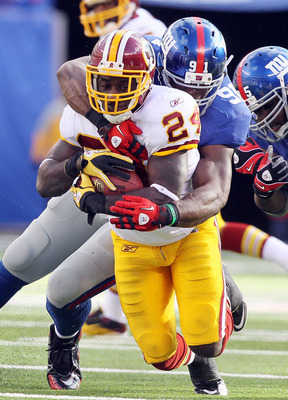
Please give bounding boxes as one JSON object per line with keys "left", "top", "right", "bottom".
{"left": 46, "top": 298, "right": 91, "bottom": 336}
{"left": 0, "top": 261, "right": 28, "bottom": 307}
{"left": 54, "top": 325, "right": 79, "bottom": 339}
{"left": 220, "top": 222, "right": 268, "bottom": 257}
{"left": 152, "top": 333, "right": 195, "bottom": 371}
{"left": 262, "top": 235, "right": 288, "bottom": 271}
{"left": 101, "top": 286, "right": 126, "bottom": 324}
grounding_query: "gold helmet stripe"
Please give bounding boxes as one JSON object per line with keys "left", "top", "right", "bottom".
{"left": 103, "top": 30, "right": 133, "bottom": 63}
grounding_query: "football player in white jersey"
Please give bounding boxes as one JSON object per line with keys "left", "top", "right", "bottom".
{"left": 79, "top": 0, "right": 166, "bottom": 38}
{"left": 44, "top": 29, "right": 234, "bottom": 393}
{"left": 77, "top": 0, "right": 168, "bottom": 336}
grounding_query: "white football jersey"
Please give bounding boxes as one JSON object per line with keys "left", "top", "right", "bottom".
{"left": 60, "top": 84, "right": 200, "bottom": 246}
{"left": 122, "top": 8, "right": 167, "bottom": 37}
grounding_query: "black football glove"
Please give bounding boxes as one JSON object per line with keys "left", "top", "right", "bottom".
{"left": 71, "top": 173, "right": 106, "bottom": 225}
{"left": 64, "top": 150, "right": 135, "bottom": 191}
{"left": 253, "top": 147, "right": 288, "bottom": 199}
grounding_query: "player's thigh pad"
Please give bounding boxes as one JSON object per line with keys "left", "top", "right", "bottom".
{"left": 111, "top": 231, "right": 178, "bottom": 364}
{"left": 47, "top": 222, "right": 115, "bottom": 308}
{"left": 172, "top": 217, "right": 225, "bottom": 346}
{"left": 3, "top": 191, "right": 108, "bottom": 283}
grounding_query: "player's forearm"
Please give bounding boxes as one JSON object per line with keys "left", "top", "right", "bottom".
{"left": 36, "top": 159, "right": 74, "bottom": 198}
{"left": 173, "top": 145, "right": 233, "bottom": 227}
{"left": 57, "top": 57, "right": 90, "bottom": 116}
{"left": 173, "top": 186, "right": 228, "bottom": 227}
{"left": 254, "top": 189, "right": 287, "bottom": 216}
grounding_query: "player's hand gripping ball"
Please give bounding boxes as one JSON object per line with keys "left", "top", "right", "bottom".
{"left": 91, "top": 170, "right": 143, "bottom": 195}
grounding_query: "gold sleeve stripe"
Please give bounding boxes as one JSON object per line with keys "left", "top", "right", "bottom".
{"left": 153, "top": 139, "right": 198, "bottom": 154}
{"left": 153, "top": 143, "right": 198, "bottom": 157}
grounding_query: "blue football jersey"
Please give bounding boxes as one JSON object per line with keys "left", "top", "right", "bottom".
{"left": 250, "top": 130, "right": 288, "bottom": 159}
{"left": 199, "top": 75, "right": 250, "bottom": 148}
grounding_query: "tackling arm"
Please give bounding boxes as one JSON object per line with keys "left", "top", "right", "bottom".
{"left": 174, "top": 145, "right": 234, "bottom": 227}
{"left": 57, "top": 56, "right": 90, "bottom": 116}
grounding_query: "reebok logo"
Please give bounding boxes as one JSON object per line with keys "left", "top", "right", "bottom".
{"left": 121, "top": 244, "right": 138, "bottom": 253}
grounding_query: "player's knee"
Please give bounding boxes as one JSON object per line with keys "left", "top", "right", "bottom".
{"left": 47, "top": 268, "right": 76, "bottom": 308}
{"left": 138, "top": 331, "right": 175, "bottom": 364}
{"left": 182, "top": 303, "right": 218, "bottom": 343}
{"left": 2, "top": 220, "right": 50, "bottom": 280}
{"left": 47, "top": 253, "right": 91, "bottom": 308}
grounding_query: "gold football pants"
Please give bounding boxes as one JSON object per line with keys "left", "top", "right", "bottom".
{"left": 111, "top": 217, "right": 226, "bottom": 364}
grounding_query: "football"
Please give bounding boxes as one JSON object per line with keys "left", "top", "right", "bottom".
{"left": 91, "top": 170, "right": 143, "bottom": 195}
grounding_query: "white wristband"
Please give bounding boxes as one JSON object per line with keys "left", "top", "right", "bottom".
{"left": 150, "top": 183, "right": 180, "bottom": 201}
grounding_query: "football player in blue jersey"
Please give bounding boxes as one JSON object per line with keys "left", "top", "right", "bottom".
{"left": 233, "top": 46, "right": 288, "bottom": 217}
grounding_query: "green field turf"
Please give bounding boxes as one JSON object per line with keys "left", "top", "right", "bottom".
{"left": 0, "top": 247, "right": 287, "bottom": 400}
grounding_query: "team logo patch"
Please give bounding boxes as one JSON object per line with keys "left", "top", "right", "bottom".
{"left": 111, "top": 135, "right": 122, "bottom": 148}
{"left": 121, "top": 244, "right": 138, "bottom": 253}
{"left": 262, "top": 170, "right": 272, "bottom": 181}
{"left": 170, "top": 97, "right": 183, "bottom": 107}
{"left": 139, "top": 212, "right": 150, "bottom": 225}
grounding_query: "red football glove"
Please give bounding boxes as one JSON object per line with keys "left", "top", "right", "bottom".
{"left": 85, "top": 109, "right": 147, "bottom": 164}
{"left": 253, "top": 147, "right": 288, "bottom": 198}
{"left": 110, "top": 195, "right": 179, "bottom": 231}
{"left": 233, "top": 137, "right": 264, "bottom": 175}
{"left": 104, "top": 120, "right": 148, "bottom": 164}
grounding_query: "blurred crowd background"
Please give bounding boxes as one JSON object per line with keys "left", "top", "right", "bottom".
{"left": 1, "top": 0, "right": 288, "bottom": 241}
